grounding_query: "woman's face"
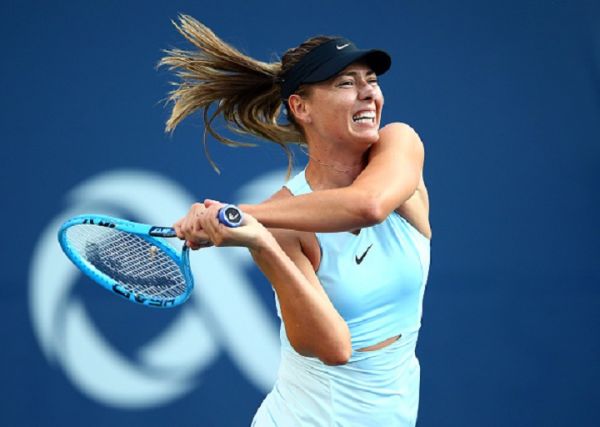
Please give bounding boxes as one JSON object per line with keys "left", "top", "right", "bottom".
{"left": 297, "top": 62, "right": 384, "bottom": 149}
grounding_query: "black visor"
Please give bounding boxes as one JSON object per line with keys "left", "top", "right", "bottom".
{"left": 280, "top": 37, "right": 391, "bottom": 100}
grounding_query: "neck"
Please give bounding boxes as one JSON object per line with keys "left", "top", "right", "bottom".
{"left": 303, "top": 146, "right": 369, "bottom": 190}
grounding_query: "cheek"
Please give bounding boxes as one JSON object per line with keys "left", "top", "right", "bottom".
{"left": 375, "top": 89, "right": 384, "bottom": 107}
{"left": 330, "top": 97, "right": 357, "bottom": 120}
{"left": 317, "top": 98, "right": 351, "bottom": 121}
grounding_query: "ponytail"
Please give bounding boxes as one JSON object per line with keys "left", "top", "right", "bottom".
{"left": 159, "top": 15, "right": 305, "bottom": 174}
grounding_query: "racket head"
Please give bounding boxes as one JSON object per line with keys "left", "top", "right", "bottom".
{"left": 58, "top": 214, "right": 193, "bottom": 308}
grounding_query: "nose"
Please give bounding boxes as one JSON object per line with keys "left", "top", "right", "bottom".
{"left": 358, "top": 81, "right": 375, "bottom": 100}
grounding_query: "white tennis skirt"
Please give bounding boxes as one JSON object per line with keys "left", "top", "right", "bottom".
{"left": 251, "top": 330, "right": 421, "bottom": 427}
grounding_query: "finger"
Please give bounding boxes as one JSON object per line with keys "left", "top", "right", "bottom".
{"left": 204, "top": 199, "right": 222, "bottom": 208}
{"left": 190, "top": 229, "right": 211, "bottom": 244}
{"left": 191, "top": 212, "right": 205, "bottom": 233}
{"left": 197, "top": 240, "right": 214, "bottom": 249}
{"left": 201, "top": 205, "right": 225, "bottom": 246}
{"left": 186, "top": 240, "right": 200, "bottom": 250}
{"left": 191, "top": 202, "right": 207, "bottom": 216}
{"left": 198, "top": 204, "right": 218, "bottom": 236}
{"left": 180, "top": 207, "right": 195, "bottom": 237}
{"left": 173, "top": 218, "right": 185, "bottom": 239}
{"left": 181, "top": 203, "right": 203, "bottom": 237}
{"left": 191, "top": 203, "right": 208, "bottom": 233}
{"left": 186, "top": 239, "right": 213, "bottom": 250}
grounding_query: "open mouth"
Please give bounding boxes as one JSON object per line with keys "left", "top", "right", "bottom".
{"left": 352, "top": 111, "right": 376, "bottom": 124}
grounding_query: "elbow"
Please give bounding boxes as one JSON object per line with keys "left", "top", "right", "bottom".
{"left": 290, "top": 336, "right": 352, "bottom": 366}
{"left": 320, "top": 344, "right": 352, "bottom": 366}
{"left": 359, "top": 195, "right": 388, "bottom": 226}
{"left": 317, "top": 333, "right": 352, "bottom": 366}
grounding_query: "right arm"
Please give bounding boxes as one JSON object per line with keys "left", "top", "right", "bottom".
{"left": 174, "top": 123, "right": 429, "bottom": 246}
{"left": 195, "top": 204, "right": 352, "bottom": 365}
{"left": 240, "top": 122, "right": 425, "bottom": 232}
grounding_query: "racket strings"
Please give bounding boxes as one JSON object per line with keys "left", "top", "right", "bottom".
{"left": 66, "top": 225, "right": 187, "bottom": 300}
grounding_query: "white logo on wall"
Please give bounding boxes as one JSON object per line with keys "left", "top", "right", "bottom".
{"left": 28, "top": 169, "right": 286, "bottom": 409}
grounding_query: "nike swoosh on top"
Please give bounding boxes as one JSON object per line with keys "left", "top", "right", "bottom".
{"left": 336, "top": 43, "right": 350, "bottom": 50}
{"left": 355, "top": 244, "right": 373, "bottom": 265}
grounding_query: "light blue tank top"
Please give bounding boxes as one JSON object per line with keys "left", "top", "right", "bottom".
{"left": 283, "top": 169, "right": 430, "bottom": 350}
{"left": 252, "top": 169, "right": 431, "bottom": 426}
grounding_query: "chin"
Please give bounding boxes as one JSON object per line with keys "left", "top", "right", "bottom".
{"left": 352, "top": 128, "right": 380, "bottom": 144}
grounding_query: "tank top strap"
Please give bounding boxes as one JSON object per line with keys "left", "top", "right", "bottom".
{"left": 285, "top": 169, "right": 312, "bottom": 196}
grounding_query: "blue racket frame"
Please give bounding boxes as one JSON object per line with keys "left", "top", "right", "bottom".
{"left": 58, "top": 214, "right": 194, "bottom": 308}
{"left": 58, "top": 205, "right": 243, "bottom": 308}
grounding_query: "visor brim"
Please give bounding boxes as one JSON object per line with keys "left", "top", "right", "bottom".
{"left": 302, "top": 49, "right": 391, "bottom": 84}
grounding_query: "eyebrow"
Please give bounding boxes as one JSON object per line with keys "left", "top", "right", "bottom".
{"left": 337, "top": 70, "right": 377, "bottom": 78}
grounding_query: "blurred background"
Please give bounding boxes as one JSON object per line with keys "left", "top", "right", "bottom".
{"left": 2, "top": 0, "right": 598, "bottom": 426}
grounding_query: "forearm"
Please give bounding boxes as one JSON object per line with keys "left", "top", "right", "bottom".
{"left": 250, "top": 234, "right": 351, "bottom": 365}
{"left": 240, "top": 187, "right": 378, "bottom": 232}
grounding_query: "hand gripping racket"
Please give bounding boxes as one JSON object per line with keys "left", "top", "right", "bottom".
{"left": 57, "top": 205, "right": 243, "bottom": 308}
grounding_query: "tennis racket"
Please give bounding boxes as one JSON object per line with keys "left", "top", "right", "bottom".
{"left": 57, "top": 205, "right": 243, "bottom": 308}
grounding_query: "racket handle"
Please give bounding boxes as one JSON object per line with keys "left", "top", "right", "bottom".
{"left": 218, "top": 205, "right": 244, "bottom": 228}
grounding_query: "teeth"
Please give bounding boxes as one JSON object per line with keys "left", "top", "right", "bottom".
{"left": 353, "top": 112, "right": 375, "bottom": 122}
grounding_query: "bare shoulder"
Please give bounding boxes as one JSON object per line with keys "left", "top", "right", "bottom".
{"left": 379, "top": 122, "right": 424, "bottom": 150}
{"left": 381, "top": 121, "right": 415, "bottom": 132}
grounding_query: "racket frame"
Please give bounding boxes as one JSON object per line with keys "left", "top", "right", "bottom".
{"left": 58, "top": 214, "right": 193, "bottom": 308}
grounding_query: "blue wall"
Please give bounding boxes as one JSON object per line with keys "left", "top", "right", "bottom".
{"left": 2, "top": 1, "right": 599, "bottom": 426}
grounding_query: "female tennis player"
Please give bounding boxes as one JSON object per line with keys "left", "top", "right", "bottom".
{"left": 164, "top": 15, "right": 430, "bottom": 426}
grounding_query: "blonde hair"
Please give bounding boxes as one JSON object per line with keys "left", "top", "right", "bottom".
{"left": 159, "top": 15, "right": 333, "bottom": 174}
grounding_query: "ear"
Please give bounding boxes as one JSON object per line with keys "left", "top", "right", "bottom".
{"left": 287, "top": 94, "right": 312, "bottom": 124}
